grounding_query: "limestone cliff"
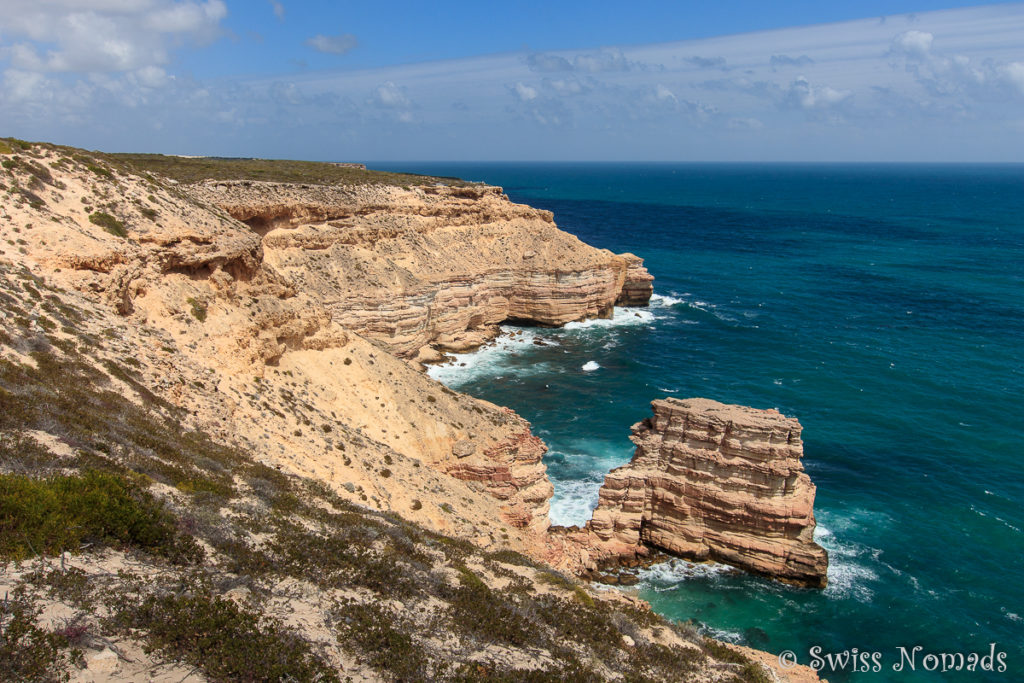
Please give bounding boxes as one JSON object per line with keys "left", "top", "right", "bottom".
{"left": 587, "top": 398, "right": 828, "bottom": 587}
{"left": 186, "top": 180, "right": 651, "bottom": 358}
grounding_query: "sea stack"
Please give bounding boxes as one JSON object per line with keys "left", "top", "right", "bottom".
{"left": 588, "top": 397, "right": 828, "bottom": 588}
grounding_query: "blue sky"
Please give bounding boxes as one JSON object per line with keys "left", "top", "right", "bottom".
{"left": 2, "top": 1, "right": 1023, "bottom": 161}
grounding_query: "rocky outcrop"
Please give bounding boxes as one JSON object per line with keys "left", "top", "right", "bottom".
{"left": 614, "top": 253, "right": 655, "bottom": 306}
{"left": 587, "top": 398, "right": 828, "bottom": 587}
{"left": 188, "top": 180, "right": 653, "bottom": 357}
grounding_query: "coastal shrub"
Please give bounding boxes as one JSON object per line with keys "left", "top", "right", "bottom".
{"left": 336, "top": 600, "right": 430, "bottom": 680}
{"left": 18, "top": 188, "right": 45, "bottom": 209}
{"left": 443, "top": 560, "right": 534, "bottom": 646}
{"left": 702, "top": 637, "right": 749, "bottom": 664}
{"left": 0, "top": 470, "right": 201, "bottom": 563}
{"left": 88, "top": 211, "right": 127, "bottom": 238}
{"left": 732, "top": 662, "right": 774, "bottom": 683}
{"left": 0, "top": 595, "right": 80, "bottom": 682}
{"left": 186, "top": 297, "right": 207, "bottom": 322}
{"left": 0, "top": 141, "right": 12, "bottom": 155}
{"left": 113, "top": 584, "right": 339, "bottom": 683}
{"left": 86, "top": 164, "right": 113, "bottom": 179}
{"left": 625, "top": 642, "right": 706, "bottom": 682}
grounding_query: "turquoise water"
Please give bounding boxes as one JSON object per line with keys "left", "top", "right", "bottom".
{"left": 375, "top": 162, "right": 1024, "bottom": 681}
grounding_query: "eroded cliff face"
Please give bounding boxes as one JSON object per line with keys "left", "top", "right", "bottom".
{"left": 187, "top": 180, "right": 652, "bottom": 359}
{"left": 587, "top": 398, "right": 828, "bottom": 587}
{"left": 0, "top": 147, "right": 595, "bottom": 554}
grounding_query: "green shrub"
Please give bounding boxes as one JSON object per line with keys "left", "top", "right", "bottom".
{"left": 186, "top": 297, "right": 207, "bottom": 322}
{"left": 86, "top": 164, "right": 113, "bottom": 179}
{"left": 702, "top": 637, "right": 750, "bottom": 665}
{"left": 336, "top": 600, "right": 429, "bottom": 680}
{"left": 0, "top": 470, "right": 201, "bottom": 563}
{"left": 0, "top": 141, "right": 12, "bottom": 155}
{"left": 116, "top": 585, "right": 339, "bottom": 683}
{"left": 88, "top": 211, "right": 127, "bottom": 238}
{"left": 0, "top": 595, "right": 80, "bottom": 682}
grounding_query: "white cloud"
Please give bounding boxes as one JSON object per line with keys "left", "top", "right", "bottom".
{"left": 892, "top": 30, "right": 934, "bottom": 57}
{"left": 305, "top": 32, "right": 358, "bottom": 55}
{"left": 1002, "top": 62, "right": 1024, "bottom": 93}
{"left": 513, "top": 82, "right": 538, "bottom": 101}
{"left": 5, "top": 3, "right": 1024, "bottom": 160}
{"left": 786, "top": 76, "right": 852, "bottom": 109}
{"left": 133, "top": 65, "right": 170, "bottom": 88}
{"left": 0, "top": 1, "right": 227, "bottom": 74}
{"left": 374, "top": 81, "right": 410, "bottom": 108}
{"left": 727, "top": 117, "right": 764, "bottom": 129}
{"left": 572, "top": 47, "right": 633, "bottom": 73}
{"left": 654, "top": 84, "right": 676, "bottom": 102}
{"left": 269, "top": 0, "right": 285, "bottom": 21}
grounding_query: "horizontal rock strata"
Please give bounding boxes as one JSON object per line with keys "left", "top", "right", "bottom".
{"left": 614, "top": 252, "right": 655, "bottom": 306}
{"left": 588, "top": 397, "right": 828, "bottom": 587}
{"left": 188, "top": 181, "right": 652, "bottom": 357}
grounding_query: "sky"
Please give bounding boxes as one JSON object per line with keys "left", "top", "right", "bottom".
{"left": 1, "top": 1, "right": 1023, "bottom": 161}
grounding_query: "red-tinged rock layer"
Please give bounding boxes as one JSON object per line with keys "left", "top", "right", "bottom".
{"left": 188, "top": 181, "right": 652, "bottom": 358}
{"left": 587, "top": 397, "right": 828, "bottom": 587}
{"left": 442, "top": 425, "right": 553, "bottom": 534}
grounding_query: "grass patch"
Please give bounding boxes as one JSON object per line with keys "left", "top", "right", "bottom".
{"left": 88, "top": 211, "right": 127, "bottom": 238}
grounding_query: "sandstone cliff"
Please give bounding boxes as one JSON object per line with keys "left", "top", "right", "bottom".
{"left": 587, "top": 398, "right": 828, "bottom": 587}
{"left": 0, "top": 143, "right": 656, "bottom": 555}
{"left": 187, "top": 180, "right": 652, "bottom": 359}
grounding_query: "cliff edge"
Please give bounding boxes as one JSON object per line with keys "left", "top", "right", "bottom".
{"left": 187, "top": 180, "right": 652, "bottom": 360}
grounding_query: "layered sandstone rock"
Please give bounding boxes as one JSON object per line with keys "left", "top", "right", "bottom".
{"left": 188, "top": 180, "right": 652, "bottom": 357}
{"left": 614, "top": 252, "right": 654, "bottom": 306}
{"left": 1, "top": 146, "right": 601, "bottom": 557}
{"left": 588, "top": 398, "right": 828, "bottom": 587}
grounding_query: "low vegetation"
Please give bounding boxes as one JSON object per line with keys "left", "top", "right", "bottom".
{"left": 88, "top": 211, "right": 127, "bottom": 238}
{"left": 0, "top": 470, "right": 200, "bottom": 563}
{"left": 109, "top": 152, "right": 472, "bottom": 189}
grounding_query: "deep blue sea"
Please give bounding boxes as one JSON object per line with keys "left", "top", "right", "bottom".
{"left": 375, "top": 162, "right": 1024, "bottom": 681}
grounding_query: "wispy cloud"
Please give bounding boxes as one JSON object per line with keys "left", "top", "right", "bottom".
{"left": 305, "top": 32, "right": 358, "bottom": 55}
{"left": 3, "top": 3, "right": 1024, "bottom": 161}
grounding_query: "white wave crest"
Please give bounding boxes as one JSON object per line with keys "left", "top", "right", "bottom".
{"left": 815, "top": 523, "right": 880, "bottom": 602}
{"left": 650, "top": 293, "right": 685, "bottom": 307}
{"left": 634, "top": 559, "right": 736, "bottom": 592}
{"left": 582, "top": 360, "right": 600, "bottom": 372}
{"left": 563, "top": 307, "right": 655, "bottom": 330}
{"left": 549, "top": 478, "right": 603, "bottom": 527}
{"left": 426, "top": 325, "right": 554, "bottom": 386}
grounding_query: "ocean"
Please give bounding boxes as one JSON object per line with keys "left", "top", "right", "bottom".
{"left": 374, "top": 162, "right": 1024, "bottom": 681}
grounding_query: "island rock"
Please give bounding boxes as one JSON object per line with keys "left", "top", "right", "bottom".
{"left": 587, "top": 397, "right": 828, "bottom": 587}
